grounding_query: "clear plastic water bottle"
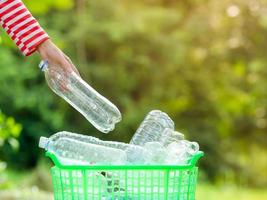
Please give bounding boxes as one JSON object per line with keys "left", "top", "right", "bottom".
{"left": 143, "top": 142, "right": 167, "bottom": 164}
{"left": 39, "top": 136, "right": 127, "bottom": 165}
{"left": 165, "top": 140, "right": 199, "bottom": 165}
{"left": 39, "top": 60, "right": 122, "bottom": 133}
{"left": 130, "top": 110, "right": 175, "bottom": 146}
{"left": 159, "top": 128, "right": 185, "bottom": 146}
{"left": 47, "top": 131, "right": 145, "bottom": 164}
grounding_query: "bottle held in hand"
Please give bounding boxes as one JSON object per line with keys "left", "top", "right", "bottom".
{"left": 39, "top": 60, "right": 121, "bottom": 133}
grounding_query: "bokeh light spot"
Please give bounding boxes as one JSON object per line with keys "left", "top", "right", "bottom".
{"left": 227, "top": 5, "right": 240, "bottom": 17}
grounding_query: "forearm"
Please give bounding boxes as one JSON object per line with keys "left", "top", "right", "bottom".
{"left": 0, "top": 0, "right": 49, "bottom": 56}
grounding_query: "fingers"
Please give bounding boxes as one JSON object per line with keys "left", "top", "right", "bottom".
{"left": 64, "top": 55, "right": 81, "bottom": 77}
{"left": 37, "top": 40, "right": 81, "bottom": 76}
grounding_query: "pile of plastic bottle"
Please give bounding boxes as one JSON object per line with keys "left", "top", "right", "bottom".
{"left": 39, "top": 60, "right": 199, "bottom": 166}
{"left": 39, "top": 110, "right": 199, "bottom": 166}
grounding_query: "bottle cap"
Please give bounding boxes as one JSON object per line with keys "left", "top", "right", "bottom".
{"left": 39, "top": 137, "right": 49, "bottom": 150}
{"left": 39, "top": 60, "right": 49, "bottom": 71}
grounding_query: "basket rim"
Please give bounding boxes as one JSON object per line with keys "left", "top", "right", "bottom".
{"left": 45, "top": 151, "right": 204, "bottom": 170}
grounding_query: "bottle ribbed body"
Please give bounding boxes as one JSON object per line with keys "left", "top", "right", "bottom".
{"left": 130, "top": 110, "right": 175, "bottom": 146}
{"left": 41, "top": 61, "right": 121, "bottom": 133}
{"left": 44, "top": 137, "right": 127, "bottom": 165}
{"left": 50, "top": 131, "right": 146, "bottom": 164}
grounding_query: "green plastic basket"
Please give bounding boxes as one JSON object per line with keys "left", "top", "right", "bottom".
{"left": 46, "top": 151, "right": 203, "bottom": 200}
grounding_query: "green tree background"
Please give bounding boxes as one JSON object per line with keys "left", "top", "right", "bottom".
{"left": 0, "top": 0, "right": 267, "bottom": 198}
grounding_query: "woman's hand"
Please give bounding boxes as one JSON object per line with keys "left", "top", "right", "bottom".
{"left": 37, "top": 39, "right": 80, "bottom": 75}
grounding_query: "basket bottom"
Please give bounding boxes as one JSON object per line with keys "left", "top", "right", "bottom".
{"left": 51, "top": 167, "right": 198, "bottom": 200}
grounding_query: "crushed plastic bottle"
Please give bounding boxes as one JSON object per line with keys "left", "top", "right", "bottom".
{"left": 159, "top": 128, "right": 185, "bottom": 146}
{"left": 165, "top": 140, "right": 199, "bottom": 165}
{"left": 143, "top": 142, "right": 167, "bottom": 164}
{"left": 130, "top": 110, "right": 175, "bottom": 146}
{"left": 39, "top": 60, "right": 121, "bottom": 133}
{"left": 39, "top": 136, "right": 127, "bottom": 165}
{"left": 47, "top": 131, "right": 146, "bottom": 164}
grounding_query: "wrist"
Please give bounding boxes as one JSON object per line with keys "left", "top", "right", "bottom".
{"left": 37, "top": 39, "right": 52, "bottom": 54}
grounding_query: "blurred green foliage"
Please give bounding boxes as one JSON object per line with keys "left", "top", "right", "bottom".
{"left": 0, "top": 0, "right": 267, "bottom": 187}
{"left": 0, "top": 111, "right": 22, "bottom": 189}
{"left": 0, "top": 111, "right": 22, "bottom": 143}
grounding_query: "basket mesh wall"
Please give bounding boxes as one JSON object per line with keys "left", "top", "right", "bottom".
{"left": 51, "top": 166, "right": 199, "bottom": 200}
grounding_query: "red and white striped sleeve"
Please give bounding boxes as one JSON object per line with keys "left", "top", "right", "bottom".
{"left": 0, "top": 0, "right": 49, "bottom": 56}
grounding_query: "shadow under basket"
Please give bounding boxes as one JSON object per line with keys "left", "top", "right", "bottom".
{"left": 46, "top": 151, "right": 204, "bottom": 200}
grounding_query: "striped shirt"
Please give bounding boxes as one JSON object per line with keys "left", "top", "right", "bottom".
{"left": 0, "top": 0, "right": 49, "bottom": 56}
